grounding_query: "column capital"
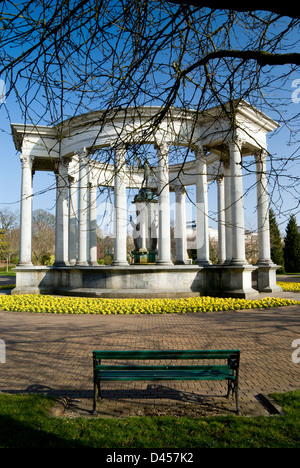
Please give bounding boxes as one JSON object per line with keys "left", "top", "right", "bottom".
{"left": 254, "top": 148, "right": 268, "bottom": 162}
{"left": 113, "top": 145, "right": 127, "bottom": 168}
{"left": 154, "top": 140, "right": 171, "bottom": 154}
{"left": 191, "top": 144, "right": 208, "bottom": 159}
{"left": 220, "top": 155, "right": 230, "bottom": 169}
{"left": 113, "top": 143, "right": 127, "bottom": 153}
{"left": 216, "top": 173, "right": 224, "bottom": 183}
{"left": 113, "top": 144, "right": 126, "bottom": 163}
{"left": 20, "top": 154, "right": 34, "bottom": 168}
{"left": 68, "top": 157, "right": 79, "bottom": 181}
{"left": 55, "top": 159, "right": 70, "bottom": 177}
{"left": 226, "top": 132, "right": 246, "bottom": 152}
{"left": 75, "top": 147, "right": 89, "bottom": 163}
{"left": 68, "top": 174, "right": 78, "bottom": 186}
{"left": 89, "top": 175, "right": 98, "bottom": 188}
{"left": 173, "top": 184, "right": 186, "bottom": 196}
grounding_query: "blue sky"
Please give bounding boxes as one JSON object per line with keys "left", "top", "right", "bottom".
{"left": 1, "top": 95, "right": 299, "bottom": 238}
{"left": 1, "top": 5, "right": 300, "bottom": 237}
{"left": 1, "top": 80, "right": 300, "bottom": 237}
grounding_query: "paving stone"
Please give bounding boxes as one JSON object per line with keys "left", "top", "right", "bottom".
{"left": 0, "top": 301, "right": 299, "bottom": 418}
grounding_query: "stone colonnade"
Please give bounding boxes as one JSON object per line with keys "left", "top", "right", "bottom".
{"left": 12, "top": 102, "right": 282, "bottom": 297}
{"left": 18, "top": 139, "right": 273, "bottom": 272}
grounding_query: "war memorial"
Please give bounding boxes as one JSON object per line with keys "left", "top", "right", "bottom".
{"left": 11, "top": 100, "right": 282, "bottom": 299}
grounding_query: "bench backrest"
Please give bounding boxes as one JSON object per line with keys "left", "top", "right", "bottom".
{"left": 93, "top": 349, "right": 240, "bottom": 368}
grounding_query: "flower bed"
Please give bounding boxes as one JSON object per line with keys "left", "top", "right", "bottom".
{"left": 277, "top": 281, "right": 300, "bottom": 292}
{"left": 0, "top": 294, "right": 298, "bottom": 315}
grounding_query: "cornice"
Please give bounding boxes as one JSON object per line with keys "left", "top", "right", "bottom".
{"left": 11, "top": 100, "right": 279, "bottom": 154}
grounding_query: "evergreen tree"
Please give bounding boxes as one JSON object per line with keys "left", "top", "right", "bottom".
{"left": 269, "top": 208, "right": 285, "bottom": 273}
{"left": 284, "top": 215, "right": 300, "bottom": 273}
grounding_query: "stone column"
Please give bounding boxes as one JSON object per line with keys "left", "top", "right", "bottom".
{"left": 255, "top": 150, "right": 281, "bottom": 293}
{"left": 89, "top": 175, "right": 98, "bottom": 266}
{"left": 195, "top": 147, "right": 210, "bottom": 265}
{"left": 54, "top": 161, "right": 69, "bottom": 266}
{"left": 174, "top": 185, "right": 187, "bottom": 264}
{"left": 68, "top": 158, "right": 78, "bottom": 265}
{"left": 156, "top": 142, "right": 172, "bottom": 264}
{"left": 68, "top": 175, "right": 78, "bottom": 265}
{"left": 223, "top": 161, "right": 232, "bottom": 263}
{"left": 139, "top": 203, "right": 148, "bottom": 251}
{"left": 255, "top": 150, "right": 272, "bottom": 264}
{"left": 18, "top": 154, "right": 34, "bottom": 266}
{"left": 217, "top": 175, "right": 226, "bottom": 264}
{"left": 150, "top": 203, "right": 159, "bottom": 251}
{"left": 112, "top": 146, "right": 128, "bottom": 265}
{"left": 229, "top": 137, "right": 246, "bottom": 265}
{"left": 77, "top": 148, "right": 89, "bottom": 266}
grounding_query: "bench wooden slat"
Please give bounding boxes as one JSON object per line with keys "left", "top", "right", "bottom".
{"left": 92, "top": 349, "right": 240, "bottom": 415}
{"left": 97, "top": 367, "right": 235, "bottom": 381}
{"left": 96, "top": 364, "right": 235, "bottom": 372}
{"left": 93, "top": 349, "right": 239, "bottom": 360}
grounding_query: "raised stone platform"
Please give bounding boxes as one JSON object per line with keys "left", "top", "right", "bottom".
{"left": 12, "top": 263, "right": 281, "bottom": 299}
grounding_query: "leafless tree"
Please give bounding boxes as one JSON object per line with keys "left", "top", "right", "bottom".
{"left": 32, "top": 209, "right": 55, "bottom": 264}
{"left": 1, "top": 1, "right": 300, "bottom": 220}
{"left": 0, "top": 208, "right": 18, "bottom": 268}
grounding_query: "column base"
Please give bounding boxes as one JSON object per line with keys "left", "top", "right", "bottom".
{"left": 204, "top": 264, "right": 259, "bottom": 299}
{"left": 111, "top": 261, "right": 129, "bottom": 266}
{"left": 196, "top": 260, "right": 211, "bottom": 266}
{"left": 17, "top": 262, "right": 34, "bottom": 268}
{"left": 230, "top": 259, "right": 247, "bottom": 266}
{"left": 54, "top": 261, "right": 69, "bottom": 267}
{"left": 76, "top": 261, "right": 89, "bottom": 266}
{"left": 156, "top": 260, "right": 173, "bottom": 265}
{"left": 255, "top": 262, "right": 282, "bottom": 293}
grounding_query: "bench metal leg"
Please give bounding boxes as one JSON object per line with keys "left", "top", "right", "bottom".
{"left": 92, "top": 381, "right": 101, "bottom": 414}
{"left": 226, "top": 380, "right": 240, "bottom": 414}
{"left": 235, "top": 385, "right": 240, "bottom": 415}
{"left": 92, "top": 381, "right": 97, "bottom": 414}
{"left": 226, "top": 380, "right": 231, "bottom": 398}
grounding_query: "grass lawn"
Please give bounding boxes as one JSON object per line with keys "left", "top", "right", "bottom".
{"left": 0, "top": 271, "right": 15, "bottom": 277}
{"left": 0, "top": 278, "right": 298, "bottom": 448}
{"left": 0, "top": 391, "right": 299, "bottom": 448}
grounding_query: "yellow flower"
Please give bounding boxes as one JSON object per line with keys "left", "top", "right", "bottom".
{"left": 0, "top": 293, "right": 299, "bottom": 316}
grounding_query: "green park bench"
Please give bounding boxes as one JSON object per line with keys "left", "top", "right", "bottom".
{"left": 92, "top": 349, "right": 240, "bottom": 414}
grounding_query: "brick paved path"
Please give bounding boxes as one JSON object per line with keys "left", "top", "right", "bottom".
{"left": 0, "top": 306, "right": 299, "bottom": 417}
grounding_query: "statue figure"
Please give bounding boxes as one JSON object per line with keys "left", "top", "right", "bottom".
{"left": 130, "top": 212, "right": 142, "bottom": 251}
{"left": 142, "top": 160, "right": 150, "bottom": 188}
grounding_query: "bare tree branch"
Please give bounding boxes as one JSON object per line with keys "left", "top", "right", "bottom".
{"left": 166, "top": 1, "right": 300, "bottom": 20}
{"left": 1, "top": 1, "right": 300, "bottom": 221}
{"left": 177, "top": 50, "right": 300, "bottom": 74}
